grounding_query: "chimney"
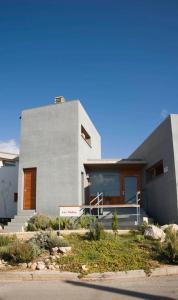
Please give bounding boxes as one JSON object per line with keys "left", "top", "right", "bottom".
{"left": 55, "top": 96, "right": 65, "bottom": 104}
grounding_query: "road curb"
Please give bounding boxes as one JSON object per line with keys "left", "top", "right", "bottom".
{"left": 0, "top": 266, "right": 178, "bottom": 281}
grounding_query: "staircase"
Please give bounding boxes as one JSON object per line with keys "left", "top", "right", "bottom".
{"left": 3, "top": 210, "right": 36, "bottom": 233}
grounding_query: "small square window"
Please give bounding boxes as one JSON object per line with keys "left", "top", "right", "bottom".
{"left": 146, "top": 160, "right": 164, "bottom": 182}
{"left": 81, "top": 125, "right": 91, "bottom": 147}
{"left": 14, "top": 193, "right": 18, "bottom": 202}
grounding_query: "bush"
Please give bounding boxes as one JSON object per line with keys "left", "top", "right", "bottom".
{"left": 160, "top": 228, "right": 178, "bottom": 263}
{"left": 138, "top": 221, "right": 149, "bottom": 235}
{"left": 88, "top": 221, "right": 106, "bottom": 241}
{"left": 27, "top": 215, "right": 51, "bottom": 231}
{"left": 78, "top": 216, "right": 96, "bottom": 229}
{"left": 0, "top": 235, "right": 17, "bottom": 247}
{"left": 7, "top": 241, "right": 38, "bottom": 263}
{"left": 31, "top": 232, "right": 69, "bottom": 250}
{"left": 51, "top": 218, "right": 60, "bottom": 230}
{"left": 112, "top": 210, "right": 119, "bottom": 232}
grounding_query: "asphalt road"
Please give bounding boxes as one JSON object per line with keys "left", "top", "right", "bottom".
{"left": 0, "top": 275, "right": 178, "bottom": 300}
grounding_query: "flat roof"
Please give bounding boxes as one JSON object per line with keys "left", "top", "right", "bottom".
{"left": 84, "top": 158, "right": 147, "bottom": 166}
{"left": 0, "top": 152, "right": 19, "bottom": 161}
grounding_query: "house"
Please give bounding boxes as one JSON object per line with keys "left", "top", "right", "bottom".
{"left": 0, "top": 152, "right": 19, "bottom": 221}
{"left": 2, "top": 97, "right": 178, "bottom": 232}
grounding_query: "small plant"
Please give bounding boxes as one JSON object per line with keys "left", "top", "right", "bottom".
{"left": 0, "top": 235, "right": 17, "bottom": 247}
{"left": 51, "top": 217, "right": 60, "bottom": 230}
{"left": 138, "top": 221, "right": 149, "bottom": 235}
{"left": 79, "top": 216, "right": 96, "bottom": 229}
{"left": 88, "top": 221, "right": 106, "bottom": 241}
{"left": 7, "top": 241, "right": 38, "bottom": 263}
{"left": 27, "top": 214, "right": 51, "bottom": 231}
{"left": 112, "top": 210, "right": 119, "bottom": 233}
{"left": 31, "top": 232, "right": 69, "bottom": 250}
{"left": 160, "top": 228, "right": 178, "bottom": 263}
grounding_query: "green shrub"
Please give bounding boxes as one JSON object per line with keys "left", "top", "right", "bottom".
{"left": 51, "top": 218, "right": 60, "bottom": 230}
{"left": 112, "top": 210, "right": 119, "bottom": 232}
{"left": 78, "top": 216, "right": 96, "bottom": 229}
{"left": 160, "top": 228, "right": 178, "bottom": 263}
{"left": 27, "top": 215, "right": 51, "bottom": 231}
{"left": 0, "top": 235, "right": 17, "bottom": 247}
{"left": 88, "top": 221, "right": 106, "bottom": 241}
{"left": 31, "top": 232, "right": 69, "bottom": 250}
{"left": 138, "top": 221, "right": 149, "bottom": 235}
{"left": 8, "top": 241, "right": 38, "bottom": 263}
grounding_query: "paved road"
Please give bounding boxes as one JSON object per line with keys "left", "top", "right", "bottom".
{"left": 0, "top": 275, "right": 178, "bottom": 300}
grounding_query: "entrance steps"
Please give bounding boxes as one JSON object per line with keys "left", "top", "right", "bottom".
{"left": 3, "top": 210, "right": 36, "bottom": 233}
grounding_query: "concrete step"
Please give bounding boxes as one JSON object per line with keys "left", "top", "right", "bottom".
{"left": 17, "top": 210, "right": 35, "bottom": 216}
{"left": 3, "top": 210, "right": 35, "bottom": 233}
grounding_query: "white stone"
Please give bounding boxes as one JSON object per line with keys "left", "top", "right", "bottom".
{"left": 27, "top": 262, "right": 32, "bottom": 268}
{"left": 144, "top": 225, "right": 165, "bottom": 242}
{"left": 36, "top": 262, "right": 45, "bottom": 270}
{"left": 58, "top": 247, "right": 71, "bottom": 254}
{"left": 81, "top": 265, "right": 88, "bottom": 272}
{"left": 20, "top": 263, "right": 27, "bottom": 268}
{"left": 47, "top": 264, "right": 55, "bottom": 270}
{"left": 168, "top": 224, "right": 178, "bottom": 232}
{"left": 51, "top": 247, "right": 58, "bottom": 254}
{"left": 161, "top": 224, "right": 169, "bottom": 231}
{"left": 31, "top": 262, "right": 37, "bottom": 270}
{"left": 0, "top": 225, "right": 3, "bottom": 230}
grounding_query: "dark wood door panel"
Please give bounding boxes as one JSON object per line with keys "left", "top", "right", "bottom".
{"left": 23, "top": 168, "right": 36, "bottom": 210}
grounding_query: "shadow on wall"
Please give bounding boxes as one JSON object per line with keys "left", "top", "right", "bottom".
{"left": 65, "top": 280, "right": 175, "bottom": 300}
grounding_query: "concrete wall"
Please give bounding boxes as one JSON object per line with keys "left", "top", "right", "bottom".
{"left": 78, "top": 102, "right": 101, "bottom": 204}
{"left": 0, "top": 162, "right": 18, "bottom": 218}
{"left": 18, "top": 100, "right": 101, "bottom": 216}
{"left": 171, "top": 115, "right": 178, "bottom": 220}
{"left": 130, "top": 116, "right": 178, "bottom": 224}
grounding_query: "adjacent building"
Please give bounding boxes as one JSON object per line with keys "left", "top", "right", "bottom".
{"left": 0, "top": 152, "right": 18, "bottom": 220}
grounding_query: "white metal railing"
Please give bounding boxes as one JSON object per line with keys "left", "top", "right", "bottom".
{"left": 89, "top": 192, "right": 104, "bottom": 217}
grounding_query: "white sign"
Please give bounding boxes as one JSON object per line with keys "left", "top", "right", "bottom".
{"left": 59, "top": 207, "right": 83, "bottom": 217}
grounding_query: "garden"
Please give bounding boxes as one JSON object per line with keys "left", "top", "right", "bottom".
{"left": 0, "top": 213, "right": 178, "bottom": 276}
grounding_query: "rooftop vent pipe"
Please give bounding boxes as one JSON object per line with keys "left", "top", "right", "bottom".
{"left": 55, "top": 96, "right": 65, "bottom": 104}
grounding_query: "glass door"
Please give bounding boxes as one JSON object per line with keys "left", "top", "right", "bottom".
{"left": 124, "top": 176, "right": 138, "bottom": 204}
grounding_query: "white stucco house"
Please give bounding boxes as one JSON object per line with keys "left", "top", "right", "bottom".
{"left": 0, "top": 152, "right": 19, "bottom": 221}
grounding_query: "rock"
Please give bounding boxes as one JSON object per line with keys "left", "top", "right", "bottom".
{"left": 19, "top": 263, "right": 28, "bottom": 269}
{"left": 51, "top": 247, "right": 58, "bottom": 254}
{"left": 144, "top": 225, "right": 166, "bottom": 242}
{"left": 58, "top": 247, "right": 72, "bottom": 254}
{"left": 47, "top": 264, "right": 55, "bottom": 270}
{"left": 0, "top": 225, "right": 3, "bottom": 230}
{"left": 161, "top": 224, "right": 169, "bottom": 231}
{"left": 45, "top": 258, "right": 50, "bottom": 263}
{"left": 51, "top": 255, "right": 56, "bottom": 261}
{"left": 59, "top": 235, "right": 64, "bottom": 240}
{"left": 81, "top": 265, "right": 88, "bottom": 272}
{"left": 27, "top": 262, "right": 32, "bottom": 268}
{"left": 31, "top": 262, "right": 37, "bottom": 270}
{"left": 168, "top": 224, "right": 178, "bottom": 232}
{"left": 36, "top": 262, "right": 45, "bottom": 270}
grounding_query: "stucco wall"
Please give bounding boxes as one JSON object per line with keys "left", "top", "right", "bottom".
{"left": 0, "top": 162, "right": 18, "bottom": 218}
{"left": 18, "top": 101, "right": 101, "bottom": 216}
{"left": 78, "top": 102, "right": 101, "bottom": 204}
{"left": 130, "top": 116, "right": 178, "bottom": 224}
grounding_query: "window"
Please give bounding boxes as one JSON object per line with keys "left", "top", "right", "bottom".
{"left": 81, "top": 125, "right": 91, "bottom": 147}
{"left": 14, "top": 193, "right": 18, "bottom": 202}
{"left": 89, "top": 171, "right": 120, "bottom": 196}
{"left": 146, "top": 160, "right": 164, "bottom": 182}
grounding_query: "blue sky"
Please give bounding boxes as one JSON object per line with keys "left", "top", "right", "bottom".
{"left": 0, "top": 0, "right": 178, "bottom": 157}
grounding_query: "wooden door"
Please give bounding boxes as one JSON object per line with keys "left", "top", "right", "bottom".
{"left": 23, "top": 168, "right": 36, "bottom": 210}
